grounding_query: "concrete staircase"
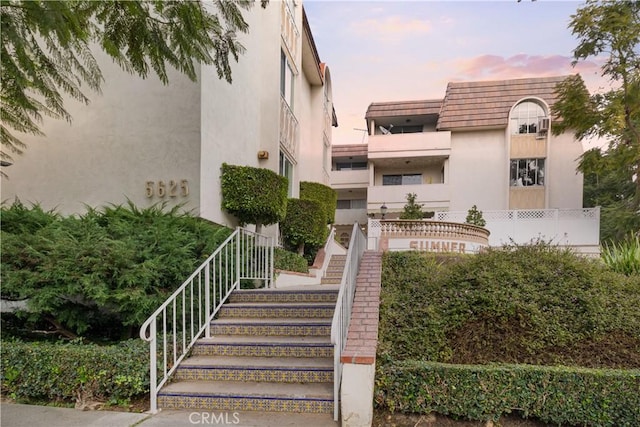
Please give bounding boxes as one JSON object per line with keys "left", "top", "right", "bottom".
{"left": 320, "top": 255, "right": 346, "bottom": 285}
{"left": 157, "top": 285, "right": 339, "bottom": 415}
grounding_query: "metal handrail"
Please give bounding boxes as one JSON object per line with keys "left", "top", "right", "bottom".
{"left": 330, "top": 223, "right": 367, "bottom": 421}
{"left": 139, "top": 227, "right": 274, "bottom": 413}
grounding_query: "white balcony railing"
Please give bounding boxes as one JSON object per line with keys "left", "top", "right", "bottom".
{"left": 331, "top": 169, "right": 369, "bottom": 189}
{"left": 368, "top": 131, "right": 451, "bottom": 160}
{"left": 280, "top": 0, "right": 299, "bottom": 64}
{"left": 279, "top": 96, "right": 298, "bottom": 159}
{"left": 335, "top": 208, "right": 368, "bottom": 225}
{"left": 368, "top": 183, "right": 450, "bottom": 211}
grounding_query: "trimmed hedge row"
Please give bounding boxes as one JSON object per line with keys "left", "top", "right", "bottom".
{"left": 280, "top": 198, "right": 328, "bottom": 254}
{"left": 1, "top": 340, "right": 149, "bottom": 405}
{"left": 274, "top": 247, "right": 309, "bottom": 273}
{"left": 376, "top": 360, "right": 640, "bottom": 427}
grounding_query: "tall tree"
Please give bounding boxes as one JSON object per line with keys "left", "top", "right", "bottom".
{"left": 551, "top": 0, "right": 640, "bottom": 242}
{"left": 1, "top": 0, "right": 267, "bottom": 165}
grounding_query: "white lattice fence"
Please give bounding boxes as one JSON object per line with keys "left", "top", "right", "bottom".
{"left": 435, "top": 208, "right": 600, "bottom": 251}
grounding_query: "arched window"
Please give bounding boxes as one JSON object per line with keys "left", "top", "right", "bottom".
{"left": 511, "top": 101, "right": 546, "bottom": 134}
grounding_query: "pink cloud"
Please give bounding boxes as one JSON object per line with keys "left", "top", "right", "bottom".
{"left": 452, "top": 54, "right": 606, "bottom": 92}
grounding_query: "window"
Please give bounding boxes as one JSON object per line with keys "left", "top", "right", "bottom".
{"left": 335, "top": 161, "right": 367, "bottom": 171}
{"left": 382, "top": 174, "right": 422, "bottom": 186}
{"left": 511, "top": 101, "right": 546, "bottom": 134}
{"left": 510, "top": 158, "right": 545, "bottom": 186}
{"left": 279, "top": 151, "right": 294, "bottom": 195}
{"left": 337, "top": 199, "right": 367, "bottom": 209}
{"left": 280, "top": 50, "right": 294, "bottom": 108}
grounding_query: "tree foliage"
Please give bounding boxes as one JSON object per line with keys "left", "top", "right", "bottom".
{"left": 399, "top": 192, "right": 424, "bottom": 220}
{"left": 1, "top": 0, "right": 267, "bottom": 164}
{"left": 551, "top": 0, "right": 640, "bottom": 222}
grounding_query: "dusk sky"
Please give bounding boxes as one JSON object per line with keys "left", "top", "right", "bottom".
{"left": 303, "top": 0, "right": 611, "bottom": 147}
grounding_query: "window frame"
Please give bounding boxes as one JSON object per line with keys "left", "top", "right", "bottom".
{"left": 510, "top": 158, "right": 545, "bottom": 187}
{"left": 382, "top": 173, "right": 422, "bottom": 186}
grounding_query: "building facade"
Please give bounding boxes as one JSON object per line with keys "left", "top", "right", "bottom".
{"left": 1, "top": 1, "right": 336, "bottom": 232}
{"left": 332, "top": 76, "right": 598, "bottom": 252}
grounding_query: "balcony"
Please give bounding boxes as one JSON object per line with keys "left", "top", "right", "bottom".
{"left": 368, "top": 131, "right": 451, "bottom": 161}
{"left": 335, "top": 208, "right": 368, "bottom": 225}
{"left": 331, "top": 169, "right": 369, "bottom": 189}
{"left": 368, "top": 183, "right": 450, "bottom": 211}
{"left": 279, "top": 96, "right": 298, "bottom": 159}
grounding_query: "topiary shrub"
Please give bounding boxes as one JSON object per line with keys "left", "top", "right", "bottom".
{"left": 300, "top": 181, "right": 337, "bottom": 224}
{"left": 220, "top": 163, "right": 288, "bottom": 232}
{"left": 281, "top": 198, "right": 327, "bottom": 256}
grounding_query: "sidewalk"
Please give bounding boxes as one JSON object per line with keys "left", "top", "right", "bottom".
{"left": 0, "top": 403, "right": 339, "bottom": 427}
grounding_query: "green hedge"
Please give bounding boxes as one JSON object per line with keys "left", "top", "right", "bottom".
{"left": 300, "top": 181, "right": 337, "bottom": 224}
{"left": 280, "top": 198, "right": 327, "bottom": 254}
{"left": 221, "top": 163, "right": 288, "bottom": 228}
{"left": 376, "top": 360, "right": 640, "bottom": 426}
{"left": 274, "top": 248, "right": 309, "bottom": 273}
{"left": 1, "top": 340, "right": 149, "bottom": 405}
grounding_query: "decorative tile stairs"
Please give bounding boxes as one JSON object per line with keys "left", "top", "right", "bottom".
{"left": 321, "top": 255, "right": 346, "bottom": 285}
{"left": 157, "top": 285, "right": 340, "bottom": 415}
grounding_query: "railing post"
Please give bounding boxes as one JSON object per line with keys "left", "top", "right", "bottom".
{"left": 204, "top": 260, "right": 211, "bottom": 339}
{"left": 236, "top": 227, "right": 241, "bottom": 283}
{"left": 149, "top": 320, "right": 158, "bottom": 413}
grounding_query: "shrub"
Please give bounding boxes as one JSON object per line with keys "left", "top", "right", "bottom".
{"left": 465, "top": 204, "right": 486, "bottom": 227}
{"left": 378, "top": 246, "right": 640, "bottom": 367}
{"left": 0, "top": 201, "right": 232, "bottom": 340}
{"left": 221, "top": 163, "right": 288, "bottom": 231}
{"left": 274, "top": 248, "right": 308, "bottom": 273}
{"left": 376, "top": 360, "right": 640, "bottom": 427}
{"left": 0, "top": 339, "right": 149, "bottom": 405}
{"left": 399, "top": 193, "right": 424, "bottom": 219}
{"left": 601, "top": 232, "right": 640, "bottom": 275}
{"left": 300, "top": 181, "right": 337, "bottom": 224}
{"left": 280, "top": 198, "right": 327, "bottom": 255}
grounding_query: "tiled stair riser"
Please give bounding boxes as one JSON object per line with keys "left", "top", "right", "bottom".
{"left": 174, "top": 366, "right": 333, "bottom": 383}
{"left": 218, "top": 305, "right": 335, "bottom": 318}
{"left": 191, "top": 342, "right": 333, "bottom": 358}
{"left": 158, "top": 394, "right": 333, "bottom": 413}
{"left": 228, "top": 291, "right": 338, "bottom": 304}
{"left": 209, "top": 323, "right": 331, "bottom": 336}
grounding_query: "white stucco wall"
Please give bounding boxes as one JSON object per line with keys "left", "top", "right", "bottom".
{"left": 1, "top": 48, "right": 201, "bottom": 216}
{"left": 547, "top": 133, "right": 584, "bottom": 209}
{"left": 199, "top": 5, "right": 280, "bottom": 226}
{"left": 448, "top": 130, "right": 507, "bottom": 211}
{"left": 341, "top": 363, "right": 376, "bottom": 427}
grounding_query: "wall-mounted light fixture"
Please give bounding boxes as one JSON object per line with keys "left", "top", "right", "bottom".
{"left": 380, "top": 203, "right": 387, "bottom": 220}
{"left": 257, "top": 150, "right": 269, "bottom": 160}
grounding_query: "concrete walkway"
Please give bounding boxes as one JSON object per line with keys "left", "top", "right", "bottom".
{"left": 0, "top": 403, "right": 339, "bottom": 427}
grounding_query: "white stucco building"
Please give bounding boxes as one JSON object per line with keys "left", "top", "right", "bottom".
{"left": 1, "top": 1, "right": 337, "bottom": 231}
{"left": 332, "top": 76, "right": 600, "bottom": 253}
